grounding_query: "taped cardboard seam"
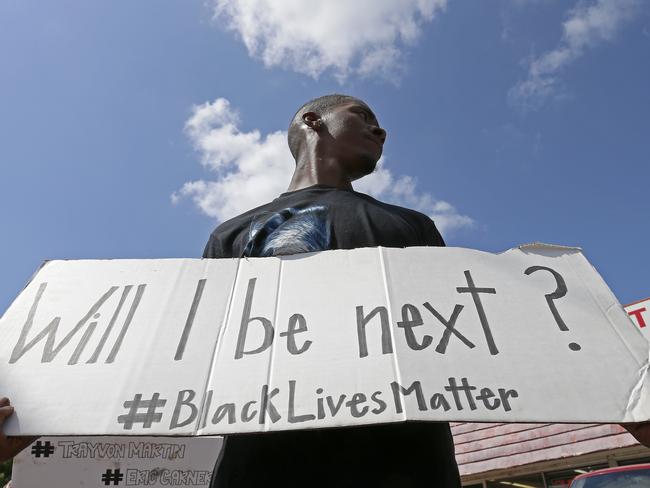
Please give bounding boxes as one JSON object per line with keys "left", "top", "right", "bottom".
{"left": 378, "top": 247, "right": 406, "bottom": 422}
{"left": 195, "top": 258, "right": 242, "bottom": 436}
{"left": 263, "top": 258, "right": 285, "bottom": 432}
{"left": 625, "top": 356, "right": 650, "bottom": 422}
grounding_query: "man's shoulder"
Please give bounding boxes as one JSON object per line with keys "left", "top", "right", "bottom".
{"left": 348, "top": 190, "right": 445, "bottom": 247}
{"left": 354, "top": 190, "right": 438, "bottom": 226}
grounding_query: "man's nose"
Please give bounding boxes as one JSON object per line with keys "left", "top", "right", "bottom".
{"left": 371, "top": 126, "right": 387, "bottom": 144}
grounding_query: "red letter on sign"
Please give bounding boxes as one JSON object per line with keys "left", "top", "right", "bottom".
{"left": 628, "top": 308, "right": 648, "bottom": 328}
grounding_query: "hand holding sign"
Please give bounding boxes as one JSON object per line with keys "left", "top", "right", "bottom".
{"left": 0, "top": 398, "right": 36, "bottom": 462}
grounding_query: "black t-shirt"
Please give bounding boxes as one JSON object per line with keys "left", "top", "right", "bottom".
{"left": 203, "top": 184, "right": 445, "bottom": 258}
{"left": 204, "top": 185, "right": 460, "bottom": 488}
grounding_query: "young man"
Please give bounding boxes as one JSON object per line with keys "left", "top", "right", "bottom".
{"left": 2, "top": 94, "right": 649, "bottom": 485}
{"left": 0, "top": 94, "right": 455, "bottom": 487}
{"left": 204, "top": 94, "right": 460, "bottom": 487}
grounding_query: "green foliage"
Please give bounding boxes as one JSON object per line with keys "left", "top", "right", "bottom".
{"left": 0, "top": 460, "right": 11, "bottom": 485}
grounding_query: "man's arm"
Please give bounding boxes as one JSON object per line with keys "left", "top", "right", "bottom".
{"left": 203, "top": 231, "right": 231, "bottom": 259}
{"left": 622, "top": 422, "right": 650, "bottom": 448}
{"left": 0, "top": 398, "right": 37, "bottom": 462}
{"left": 202, "top": 233, "right": 219, "bottom": 259}
{"left": 422, "top": 217, "right": 445, "bottom": 247}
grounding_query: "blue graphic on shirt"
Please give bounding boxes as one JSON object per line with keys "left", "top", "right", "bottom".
{"left": 242, "top": 206, "right": 331, "bottom": 257}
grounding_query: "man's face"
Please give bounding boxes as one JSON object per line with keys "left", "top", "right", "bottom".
{"left": 321, "top": 100, "right": 386, "bottom": 181}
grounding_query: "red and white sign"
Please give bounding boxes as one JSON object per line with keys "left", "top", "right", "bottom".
{"left": 625, "top": 298, "right": 650, "bottom": 339}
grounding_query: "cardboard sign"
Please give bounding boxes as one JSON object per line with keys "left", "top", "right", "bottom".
{"left": 1, "top": 244, "right": 649, "bottom": 436}
{"left": 11, "top": 436, "right": 222, "bottom": 487}
{"left": 626, "top": 298, "right": 650, "bottom": 339}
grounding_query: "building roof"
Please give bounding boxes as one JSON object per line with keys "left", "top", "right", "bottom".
{"left": 452, "top": 422, "right": 640, "bottom": 477}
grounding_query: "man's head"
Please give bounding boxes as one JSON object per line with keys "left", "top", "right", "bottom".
{"left": 287, "top": 94, "right": 386, "bottom": 181}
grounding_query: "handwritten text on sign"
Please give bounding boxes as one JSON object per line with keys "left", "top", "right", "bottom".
{"left": 0, "top": 245, "right": 648, "bottom": 435}
{"left": 11, "top": 436, "right": 223, "bottom": 487}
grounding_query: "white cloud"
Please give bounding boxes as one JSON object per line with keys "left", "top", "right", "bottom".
{"left": 173, "top": 98, "right": 473, "bottom": 236}
{"left": 173, "top": 98, "right": 293, "bottom": 223}
{"left": 510, "top": 0, "right": 642, "bottom": 111}
{"left": 355, "top": 166, "right": 474, "bottom": 235}
{"left": 210, "top": 0, "right": 447, "bottom": 81}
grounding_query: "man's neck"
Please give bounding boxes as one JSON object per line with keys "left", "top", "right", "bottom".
{"left": 286, "top": 157, "right": 354, "bottom": 192}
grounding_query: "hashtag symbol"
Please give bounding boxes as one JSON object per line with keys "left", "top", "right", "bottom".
{"left": 31, "top": 440, "right": 55, "bottom": 458}
{"left": 117, "top": 392, "right": 167, "bottom": 430}
{"left": 101, "top": 468, "right": 124, "bottom": 485}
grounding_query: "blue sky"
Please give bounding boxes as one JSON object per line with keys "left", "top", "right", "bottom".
{"left": 1, "top": 0, "right": 648, "bottom": 313}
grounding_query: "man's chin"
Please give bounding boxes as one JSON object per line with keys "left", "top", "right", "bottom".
{"left": 349, "top": 159, "right": 378, "bottom": 181}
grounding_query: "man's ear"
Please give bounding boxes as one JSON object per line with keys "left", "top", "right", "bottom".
{"left": 302, "top": 112, "right": 323, "bottom": 131}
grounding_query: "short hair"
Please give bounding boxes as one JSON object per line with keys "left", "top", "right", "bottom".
{"left": 287, "top": 94, "right": 364, "bottom": 161}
